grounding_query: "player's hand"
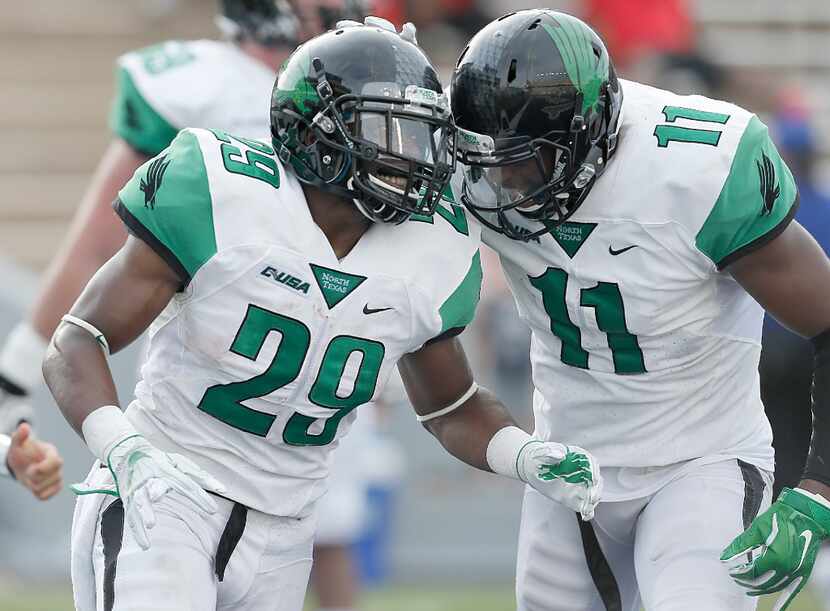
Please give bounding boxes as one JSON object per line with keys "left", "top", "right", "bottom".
{"left": 721, "top": 487, "right": 830, "bottom": 610}
{"left": 7, "top": 423, "right": 63, "bottom": 500}
{"left": 518, "top": 442, "right": 602, "bottom": 521}
{"left": 72, "top": 435, "right": 225, "bottom": 551}
{"left": 0, "top": 372, "right": 34, "bottom": 435}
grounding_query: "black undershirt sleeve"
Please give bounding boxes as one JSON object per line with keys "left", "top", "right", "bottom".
{"left": 805, "top": 328, "right": 830, "bottom": 487}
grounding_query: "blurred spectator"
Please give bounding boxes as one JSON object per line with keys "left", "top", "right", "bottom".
{"left": 582, "top": 0, "right": 694, "bottom": 70}
{"left": 759, "top": 90, "right": 830, "bottom": 498}
{"left": 579, "top": 0, "right": 727, "bottom": 99}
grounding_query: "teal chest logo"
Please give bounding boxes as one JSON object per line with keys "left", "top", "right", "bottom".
{"left": 260, "top": 266, "right": 310, "bottom": 294}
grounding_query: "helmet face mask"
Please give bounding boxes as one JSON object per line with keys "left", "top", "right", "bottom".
{"left": 451, "top": 9, "right": 623, "bottom": 241}
{"left": 272, "top": 26, "right": 456, "bottom": 224}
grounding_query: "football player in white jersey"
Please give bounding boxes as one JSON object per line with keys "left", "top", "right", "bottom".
{"left": 42, "top": 20, "right": 602, "bottom": 611}
{"left": 0, "top": 0, "right": 365, "bottom": 455}
{"left": 450, "top": 10, "right": 830, "bottom": 611}
{"left": 0, "top": 1, "right": 367, "bottom": 608}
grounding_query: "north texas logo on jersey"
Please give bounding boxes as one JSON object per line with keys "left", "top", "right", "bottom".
{"left": 260, "top": 266, "right": 310, "bottom": 294}
{"left": 756, "top": 152, "right": 781, "bottom": 216}
{"left": 140, "top": 154, "right": 172, "bottom": 209}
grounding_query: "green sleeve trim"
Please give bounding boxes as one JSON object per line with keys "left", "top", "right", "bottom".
{"left": 109, "top": 64, "right": 179, "bottom": 156}
{"left": 116, "top": 130, "right": 217, "bottom": 284}
{"left": 438, "top": 250, "right": 482, "bottom": 333}
{"left": 695, "top": 115, "right": 799, "bottom": 268}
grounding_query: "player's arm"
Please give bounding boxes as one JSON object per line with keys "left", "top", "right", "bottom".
{"left": 44, "top": 131, "right": 224, "bottom": 550}
{"left": 43, "top": 234, "right": 179, "bottom": 433}
{"left": 43, "top": 233, "right": 222, "bottom": 549}
{"left": 721, "top": 221, "right": 830, "bottom": 608}
{"left": 398, "top": 334, "right": 602, "bottom": 520}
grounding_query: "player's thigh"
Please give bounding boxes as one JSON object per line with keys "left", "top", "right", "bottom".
{"left": 89, "top": 491, "right": 224, "bottom": 611}
{"left": 634, "top": 459, "right": 772, "bottom": 611}
{"left": 219, "top": 512, "right": 315, "bottom": 611}
{"left": 516, "top": 486, "right": 640, "bottom": 611}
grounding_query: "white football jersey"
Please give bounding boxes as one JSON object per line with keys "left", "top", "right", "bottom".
{"left": 114, "top": 128, "right": 482, "bottom": 516}
{"left": 110, "top": 40, "right": 275, "bottom": 155}
{"left": 466, "top": 80, "right": 798, "bottom": 496}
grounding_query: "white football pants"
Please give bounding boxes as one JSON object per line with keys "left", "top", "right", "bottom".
{"left": 71, "top": 465, "right": 315, "bottom": 611}
{"left": 516, "top": 458, "right": 773, "bottom": 610}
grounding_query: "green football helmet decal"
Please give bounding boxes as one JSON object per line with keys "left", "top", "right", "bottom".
{"left": 271, "top": 20, "right": 456, "bottom": 224}
{"left": 451, "top": 10, "right": 623, "bottom": 241}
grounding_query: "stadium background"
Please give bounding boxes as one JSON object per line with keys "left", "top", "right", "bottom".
{"left": 0, "top": 0, "right": 827, "bottom": 609}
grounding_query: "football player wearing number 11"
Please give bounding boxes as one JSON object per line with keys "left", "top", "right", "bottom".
{"left": 450, "top": 9, "right": 830, "bottom": 611}
{"left": 42, "top": 19, "right": 601, "bottom": 611}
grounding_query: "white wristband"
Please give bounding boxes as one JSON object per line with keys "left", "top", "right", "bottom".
{"left": 0, "top": 433, "right": 10, "bottom": 478}
{"left": 81, "top": 405, "right": 138, "bottom": 462}
{"left": 0, "top": 321, "right": 49, "bottom": 391}
{"left": 486, "top": 426, "right": 537, "bottom": 481}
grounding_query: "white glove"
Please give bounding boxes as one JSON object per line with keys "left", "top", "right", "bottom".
{"left": 73, "top": 435, "right": 225, "bottom": 550}
{"left": 519, "top": 441, "right": 602, "bottom": 521}
{"left": 73, "top": 406, "right": 225, "bottom": 550}
{"left": 487, "top": 427, "right": 602, "bottom": 521}
{"left": 337, "top": 16, "right": 418, "bottom": 44}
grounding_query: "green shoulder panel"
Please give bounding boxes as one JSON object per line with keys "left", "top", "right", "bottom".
{"left": 115, "top": 130, "right": 217, "bottom": 284}
{"left": 695, "top": 115, "right": 798, "bottom": 269}
{"left": 438, "top": 250, "right": 483, "bottom": 333}
{"left": 109, "top": 63, "right": 179, "bottom": 156}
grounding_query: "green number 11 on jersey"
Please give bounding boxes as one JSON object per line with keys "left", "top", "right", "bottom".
{"left": 654, "top": 105, "right": 731, "bottom": 148}
{"left": 530, "top": 267, "right": 646, "bottom": 375}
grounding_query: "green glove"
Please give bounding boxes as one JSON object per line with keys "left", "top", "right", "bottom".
{"left": 720, "top": 487, "right": 830, "bottom": 610}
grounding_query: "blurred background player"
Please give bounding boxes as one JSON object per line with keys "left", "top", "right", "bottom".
{"left": 0, "top": 2, "right": 376, "bottom": 610}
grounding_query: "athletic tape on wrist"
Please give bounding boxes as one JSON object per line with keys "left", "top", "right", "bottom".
{"left": 60, "top": 315, "right": 110, "bottom": 355}
{"left": 486, "top": 425, "right": 534, "bottom": 481}
{"left": 81, "top": 405, "right": 137, "bottom": 462}
{"left": 416, "top": 383, "right": 478, "bottom": 423}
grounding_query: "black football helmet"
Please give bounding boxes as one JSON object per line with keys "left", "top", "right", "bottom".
{"left": 218, "top": 0, "right": 369, "bottom": 48}
{"left": 450, "top": 10, "right": 623, "bottom": 240}
{"left": 271, "top": 18, "right": 456, "bottom": 224}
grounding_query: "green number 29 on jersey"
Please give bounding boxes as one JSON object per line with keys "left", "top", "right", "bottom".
{"left": 197, "top": 304, "right": 384, "bottom": 446}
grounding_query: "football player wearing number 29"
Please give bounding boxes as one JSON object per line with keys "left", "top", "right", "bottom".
{"left": 450, "top": 9, "right": 830, "bottom": 611}
{"left": 42, "top": 18, "right": 602, "bottom": 611}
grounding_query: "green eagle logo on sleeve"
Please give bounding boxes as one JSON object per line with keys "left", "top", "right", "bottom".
{"left": 756, "top": 152, "right": 781, "bottom": 216}
{"left": 140, "top": 154, "right": 172, "bottom": 209}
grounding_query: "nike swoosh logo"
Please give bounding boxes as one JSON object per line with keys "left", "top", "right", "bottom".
{"left": 363, "top": 304, "right": 393, "bottom": 315}
{"left": 795, "top": 530, "right": 812, "bottom": 572}
{"left": 608, "top": 244, "right": 638, "bottom": 256}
